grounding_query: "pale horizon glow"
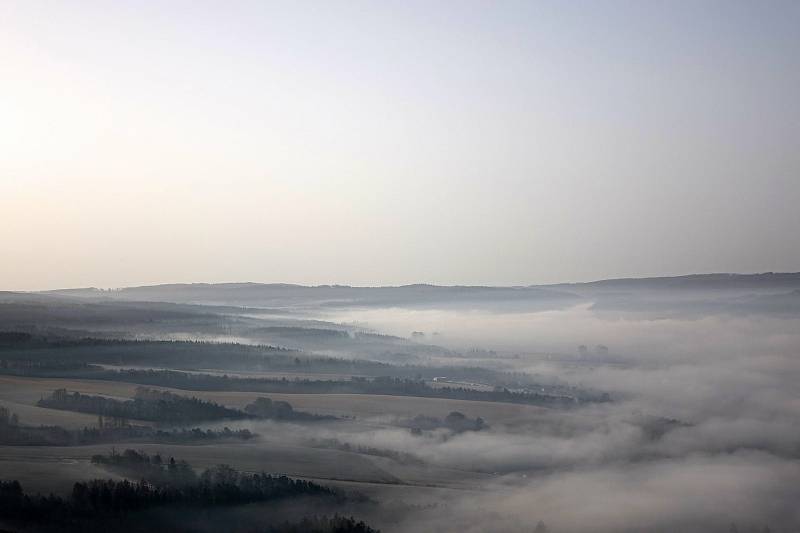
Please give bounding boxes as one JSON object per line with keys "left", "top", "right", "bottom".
{"left": 2, "top": 1, "right": 799, "bottom": 291}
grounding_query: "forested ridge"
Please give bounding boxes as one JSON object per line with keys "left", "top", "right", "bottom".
{"left": 0, "top": 332, "right": 566, "bottom": 390}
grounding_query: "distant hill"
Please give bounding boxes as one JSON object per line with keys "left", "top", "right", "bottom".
{"left": 544, "top": 272, "right": 800, "bottom": 293}
{"left": 40, "top": 282, "right": 581, "bottom": 310}
{"left": 544, "top": 273, "right": 800, "bottom": 317}
{"left": 22, "top": 272, "right": 800, "bottom": 313}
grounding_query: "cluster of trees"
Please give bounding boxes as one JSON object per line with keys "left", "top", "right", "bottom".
{"left": 244, "top": 397, "right": 334, "bottom": 421}
{"left": 38, "top": 387, "right": 248, "bottom": 422}
{"left": 0, "top": 404, "right": 20, "bottom": 427}
{"left": 91, "top": 449, "right": 197, "bottom": 486}
{"left": 634, "top": 414, "right": 692, "bottom": 441}
{"left": 36, "top": 387, "right": 329, "bottom": 426}
{"left": 86, "top": 450, "right": 342, "bottom": 502}
{"left": 309, "top": 438, "right": 424, "bottom": 466}
{"left": 403, "top": 411, "right": 487, "bottom": 434}
{"left": 0, "top": 451, "right": 376, "bottom": 532}
{"left": 261, "top": 515, "right": 377, "bottom": 533}
{"left": 90, "top": 464, "right": 335, "bottom": 505}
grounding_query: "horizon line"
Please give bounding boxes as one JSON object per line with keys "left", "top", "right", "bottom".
{"left": 8, "top": 270, "right": 800, "bottom": 294}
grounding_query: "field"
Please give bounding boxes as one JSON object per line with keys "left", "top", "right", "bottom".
{"left": 0, "top": 375, "right": 547, "bottom": 424}
{"left": 0, "top": 373, "right": 512, "bottom": 504}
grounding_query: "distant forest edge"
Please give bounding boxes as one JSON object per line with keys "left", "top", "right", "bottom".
{"left": 0, "top": 333, "right": 497, "bottom": 378}
{"left": 17, "top": 367, "right": 603, "bottom": 407}
{"left": 0, "top": 333, "right": 603, "bottom": 404}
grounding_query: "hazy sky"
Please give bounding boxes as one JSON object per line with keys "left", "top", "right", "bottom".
{"left": 2, "top": 1, "right": 799, "bottom": 290}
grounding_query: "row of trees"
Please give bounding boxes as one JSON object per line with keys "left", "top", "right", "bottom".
{"left": 37, "top": 387, "right": 329, "bottom": 426}
{"left": 0, "top": 409, "right": 254, "bottom": 446}
{"left": 38, "top": 387, "right": 248, "bottom": 422}
{"left": 308, "top": 438, "right": 425, "bottom": 466}
{"left": 38, "top": 368, "right": 587, "bottom": 407}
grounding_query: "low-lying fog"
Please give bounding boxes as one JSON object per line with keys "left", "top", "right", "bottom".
{"left": 5, "top": 283, "right": 797, "bottom": 531}
{"left": 303, "top": 303, "right": 800, "bottom": 532}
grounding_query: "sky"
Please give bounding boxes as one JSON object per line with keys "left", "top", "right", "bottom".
{"left": 1, "top": 0, "right": 799, "bottom": 290}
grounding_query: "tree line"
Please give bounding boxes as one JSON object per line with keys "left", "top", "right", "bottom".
{"left": 0, "top": 450, "right": 376, "bottom": 532}
{"left": 30, "top": 368, "right": 590, "bottom": 407}
{"left": 0, "top": 332, "right": 565, "bottom": 390}
{"left": 0, "top": 407, "right": 254, "bottom": 446}
{"left": 36, "top": 387, "right": 331, "bottom": 426}
{"left": 0, "top": 475, "right": 375, "bottom": 532}
{"left": 38, "top": 387, "right": 248, "bottom": 423}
